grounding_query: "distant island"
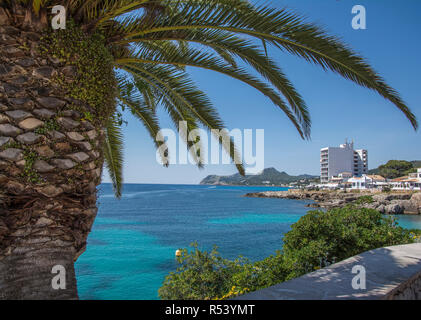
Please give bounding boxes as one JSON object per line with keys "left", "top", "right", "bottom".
{"left": 200, "top": 167, "right": 319, "bottom": 186}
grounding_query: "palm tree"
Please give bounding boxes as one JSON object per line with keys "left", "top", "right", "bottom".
{"left": 0, "top": 0, "right": 416, "bottom": 299}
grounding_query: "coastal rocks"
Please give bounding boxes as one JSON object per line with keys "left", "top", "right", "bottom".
{"left": 398, "top": 200, "right": 419, "bottom": 214}
{"left": 377, "top": 205, "right": 386, "bottom": 214}
{"left": 373, "top": 194, "right": 411, "bottom": 203}
{"left": 411, "top": 193, "right": 421, "bottom": 208}
{"left": 245, "top": 190, "right": 421, "bottom": 215}
{"left": 306, "top": 203, "right": 321, "bottom": 208}
{"left": 384, "top": 203, "right": 404, "bottom": 215}
{"left": 319, "top": 199, "right": 346, "bottom": 208}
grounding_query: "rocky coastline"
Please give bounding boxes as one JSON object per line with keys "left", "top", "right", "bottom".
{"left": 244, "top": 190, "right": 421, "bottom": 215}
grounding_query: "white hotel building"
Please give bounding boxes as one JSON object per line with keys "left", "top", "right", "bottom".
{"left": 320, "top": 141, "right": 368, "bottom": 183}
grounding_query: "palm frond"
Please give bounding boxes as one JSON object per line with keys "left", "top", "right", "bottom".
{"left": 119, "top": 62, "right": 244, "bottom": 174}
{"left": 104, "top": 113, "right": 124, "bottom": 198}
{"left": 116, "top": 44, "right": 306, "bottom": 139}
{"left": 120, "top": 0, "right": 416, "bottom": 130}
{"left": 117, "top": 77, "right": 170, "bottom": 167}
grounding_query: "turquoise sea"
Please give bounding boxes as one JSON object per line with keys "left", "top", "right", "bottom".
{"left": 74, "top": 184, "right": 421, "bottom": 300}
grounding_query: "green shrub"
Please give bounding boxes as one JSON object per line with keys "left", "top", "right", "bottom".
{"left": 159, "top": 207, "right": 416, "bottom": 300}
{"left": 354, "top": 195, "right": 374, "bottom": 205}
{"left": 282, "top": 207, "right": 414, "bottom": 276}
{"left": 158, "top": 243, "right": 248, "bottom": 300}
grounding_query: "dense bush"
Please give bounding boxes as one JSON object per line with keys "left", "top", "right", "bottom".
{"left": 159, "top": 206, "right": 417, "bottom": 300}
{"left": 282, "top": 207, "right": 414, "bottom": 276}
{"left": 354, "top": 195, "right": 374, "bottom": 205}
{"left": 158, "top": 244, "right": 291, "bottom": 300}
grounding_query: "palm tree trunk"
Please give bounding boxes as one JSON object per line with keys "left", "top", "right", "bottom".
{"left": 0, "top": 237, "right": 78, "bottom": 299}
{"left": 0, "top": 12, "right": 104, "bottom": 299}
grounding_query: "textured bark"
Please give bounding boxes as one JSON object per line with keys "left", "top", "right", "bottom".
{"left": 0, "top": 239, "right": 78, "bottom": 299}
{"left": 0, "top": 11, "right": 104, "bottom": 299}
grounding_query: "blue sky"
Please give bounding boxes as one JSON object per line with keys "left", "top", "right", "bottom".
{"left": 104, "top": 0, "right": 421, "bottom": 185}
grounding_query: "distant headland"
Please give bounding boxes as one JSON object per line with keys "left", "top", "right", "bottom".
{"left": 199, "top": 167, "right": 319, "bottom": 186}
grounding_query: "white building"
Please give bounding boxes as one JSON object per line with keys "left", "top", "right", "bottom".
{"left": 348, "top": 175, "right": 386, "bottom": 190}
{"left": 391, "top": 168, "right": 421, "bottom": 191}
{"left": 320, "top": 140, "right": 368, "bottom": 183}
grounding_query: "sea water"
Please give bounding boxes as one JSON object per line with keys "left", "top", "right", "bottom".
{"left": 75, "top": 184, "right": 421, "bottom": 300}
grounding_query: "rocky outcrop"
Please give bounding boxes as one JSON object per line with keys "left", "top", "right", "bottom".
{"left": 244, "top": 190, "right": 421, "bottom": 215}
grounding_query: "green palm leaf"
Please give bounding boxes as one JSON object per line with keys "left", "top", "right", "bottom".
{"left": 104, "top": 113, "right": 124, "bottom": 198}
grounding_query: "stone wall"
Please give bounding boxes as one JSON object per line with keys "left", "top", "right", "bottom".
{"left": 236, "top": 243, "right": 421, "bottom": 300}
{"left": 385, "top": 270, "right": 421, "bottom": 300}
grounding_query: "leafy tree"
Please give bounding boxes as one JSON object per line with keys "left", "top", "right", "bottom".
{"left": 377, "top": 160, "right": 415, "bottom": 179}
{"left": 0, "top": 1, "right": 417, "bottom": 299}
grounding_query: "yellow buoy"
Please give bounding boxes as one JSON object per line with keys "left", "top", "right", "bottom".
{"left": 175, "top": 249, "right": 182, "bottom": 257}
